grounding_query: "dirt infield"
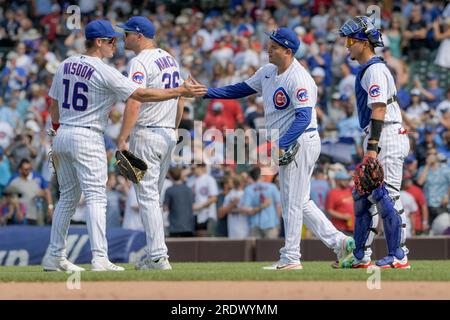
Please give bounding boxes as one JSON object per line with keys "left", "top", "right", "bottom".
{"left": 1, "top": 281, "right": 450, "bottom": 300}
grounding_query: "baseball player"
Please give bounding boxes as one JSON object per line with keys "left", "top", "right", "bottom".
{"left": 200, "top": 28, "right": 355, "bottom": 270}
{"left": 116, "top": 17, "right": 185, "bottom": 270}
{"left": 42, "top": 20, "right": 206, "bottom": 272}
{"left": 338, "top": 16, "right": 410, "bottom": 268}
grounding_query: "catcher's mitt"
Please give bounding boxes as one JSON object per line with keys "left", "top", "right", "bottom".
{"left": 115, "top": 150, "right": 148, "bottom": 184}
{"left": 279, "top": 141, "right": 300, "bottom": 166}
{"left": 353, "top": 157, "right": 384, "bottom": 195}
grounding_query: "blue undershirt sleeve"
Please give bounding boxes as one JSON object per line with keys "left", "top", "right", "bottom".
{"left": 278, "top": 107, "right": 312, "bottom": 150}
{"left": 204, "top": 82, "right": 257, "bottom": 99}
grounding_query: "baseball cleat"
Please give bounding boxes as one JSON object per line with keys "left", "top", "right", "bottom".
{"left": 376, "top": 255, "right": 411, "bottom": 269}
{"left": 262, "top": 262, "right": 303, "bottom": 270}
{"left": 337, "top": 236, "right": 356, "bottom": 261}
{"left": 42, "top": 255, "right": 85, "bottom": 272}
{"left": 91, "top": 257, "right": 125, "bottom": 271}
{"left": 335, "top": 254, "right": 372, "bottom": 269}
{"left": 135, "top": 257, "right": 172, "bottom": 270}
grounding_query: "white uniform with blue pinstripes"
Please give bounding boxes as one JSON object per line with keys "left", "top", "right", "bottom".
{"left": 47, "top": 55, "right": 139, "bottom": 259}
{"left": 127, "top": 48, "right": 181, "bottom": 261}
{"left": 246, "top": 59, "right": 347, "bottom": 264}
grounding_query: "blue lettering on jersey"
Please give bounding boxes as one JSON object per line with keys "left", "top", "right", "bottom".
{"left": 273, "top": 87, "right": 290, "bottom": 110}
{"left": 155, "top": 56, "right": 178, "bottom": 71}
{"left": 63, "top": 62, "right": 95, "bottom": 80}
{"left": 355, "top": 56, "right": 386, "bottom": 129}
{"left": 132, "top": 71, "right": 144, "bottom": 84}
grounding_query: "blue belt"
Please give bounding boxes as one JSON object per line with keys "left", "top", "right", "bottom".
{"left": 61, "top": 124, "right": 103, "bottom": 134}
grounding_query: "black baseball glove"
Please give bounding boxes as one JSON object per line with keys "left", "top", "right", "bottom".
{"left": 278, "top": 141, "right": 300, "bottom": 166}
{"left": 115, "top": 150, "right": 148, "bottom": 184}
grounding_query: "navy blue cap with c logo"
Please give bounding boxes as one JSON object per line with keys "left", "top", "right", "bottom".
{"left": 85, "top": 20, "right": 123, "bottom": 39}
{"left": 117, "top": 16, "right": 156, "bottom": 39}
{"left": 265, "top": 27, "right": 300, "bottom": 53}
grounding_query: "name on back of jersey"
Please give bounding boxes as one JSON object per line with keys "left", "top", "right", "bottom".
{"left": 155, "top": 55, "right": 178, "bottom": 71}
{"left": 63, "top": 62, "right": 95, "bottom": 80}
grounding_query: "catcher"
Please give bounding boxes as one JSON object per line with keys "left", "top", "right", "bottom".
{"left": 339, "top": 16, "right": 410, "bottom": 269}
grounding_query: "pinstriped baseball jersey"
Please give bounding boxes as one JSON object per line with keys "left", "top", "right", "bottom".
{"left": 49, "top": 55, "right": 139, "bottom": 132}
{"left": 127, "top": 49, "right": 183, "bottom": 127}
{"left": 245, "top": 59, "right": 318, "bottom": 138}
{"left": 360, "top": 63, "right": 402, "bottom": 126}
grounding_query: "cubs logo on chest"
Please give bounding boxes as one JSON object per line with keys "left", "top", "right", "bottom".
{"left": 272, "top": 87, "right": 290, "bottom": 110}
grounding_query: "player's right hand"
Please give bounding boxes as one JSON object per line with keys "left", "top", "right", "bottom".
{"left": 181, "top": 75, "right": 207, "bottom": 97}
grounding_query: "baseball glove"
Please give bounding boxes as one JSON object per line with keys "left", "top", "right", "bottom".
{"left": 115, "top": 150, "right": 148, "bottom": 184}
{"left": 353, "top": 157, "right": 384, "bottom": 195}
{"left": 278, "top": 141, "right": 300, "bottom": 166}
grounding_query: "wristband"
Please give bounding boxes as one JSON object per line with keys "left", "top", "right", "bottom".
{"left": 367, "top": 142, "right": 379, "bottom": 153}
{"left": 52, "top": 123, "right": 60, "bottom": 131}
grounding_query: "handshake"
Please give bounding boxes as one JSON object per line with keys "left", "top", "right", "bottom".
{"left": 179, "top": 76, "right": 207, "bottom": 98}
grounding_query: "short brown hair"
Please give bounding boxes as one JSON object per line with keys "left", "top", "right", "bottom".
{"left": 169, "top": 167, "right": 182, "bottom": 181}
{"left": 85, "top": 39, "right": 96, "bottom": 50}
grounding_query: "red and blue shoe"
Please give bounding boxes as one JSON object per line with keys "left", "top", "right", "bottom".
{"left": 376, "top": 255, "right": 411, "bottom": 269}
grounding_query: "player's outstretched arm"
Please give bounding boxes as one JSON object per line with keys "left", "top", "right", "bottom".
{"left": 130, "top": 76, "right": 207, "bottom": 102}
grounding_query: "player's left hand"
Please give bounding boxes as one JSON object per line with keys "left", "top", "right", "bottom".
{"left": 364, "top": 150, "right": 378, "bottom": 159}
{"left": 117, "top": 137, "right": 129, "bottom": 152}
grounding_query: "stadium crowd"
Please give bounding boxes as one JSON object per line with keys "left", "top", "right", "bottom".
{"left": 0, "top": 0, "right": 449, "bottom": 238}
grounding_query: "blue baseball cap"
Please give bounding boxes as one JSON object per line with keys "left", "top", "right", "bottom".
{"left": 117, "top": 16, "right": 155, "bottom": 39}
{"left": 335, "top": 171, "right": 351, "bottom": 180}
{"left": 265, "top": 27, "right": 300, "bottom": 53}
{"left": 85, "top": 20, "right": 122, "bottom": 40}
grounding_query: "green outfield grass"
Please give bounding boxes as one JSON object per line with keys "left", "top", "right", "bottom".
{"left": 0, "top": 261, "right": 449, "bottom": 282}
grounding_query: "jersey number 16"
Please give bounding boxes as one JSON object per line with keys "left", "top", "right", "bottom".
{"left": 62, "top": 79, "right": 88, "bottom": 111}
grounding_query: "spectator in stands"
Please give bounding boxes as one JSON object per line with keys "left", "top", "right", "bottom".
{"left": 415, "top": 126, "right": 438, "bottom": 167}
{"left": 0, "top": 191, "right": 26, "bottom": 225}
{"left": 404, "top": 3, "right": 429, "bottom": 60}
{"left": 218, "top": 174, "right": 248, "bottom": 239}
{"left": 204, "top": 99, "right": 244, "bottom": 131}
{"left": 415, "top": 73, "right": 444, "bottom": 110}
{"left": 310, "top": 167, "right": 330, "bottom": 213}
{"left": 433, "top": 15, "right": 450, "bottom": 69}
{"left": 0, "top": 146, "right": 11, "bottom": 196}
{"left": 400, "top": 179, "right": 419, "bottom": 237}
{"left": 164, "top": 167, "right": 195, "bottom": 237}
{"left": 6, "top": 133, "right": 37, "bottom": 171}
{"left": 308, "top": 37, "right": 332, "bottom": 86}
{"left": 325, "top": 171, "right": 354, "bottom": 234}
{"left": 437, "top": 88, "right": 450, "bottom": 118}
{"left": 402, "top": 172, "right": 429, "bottom": 235}
{"left": 337, "top": 63, "right": 355, "bottom": 98}
{"left": 122, "top": 184, "right": 143, "bottom": 232}
{"left": 385, "top": 17, "right": 403, "bottom": 59}
{"left": 239, "top": 166, "right": 281, "bottom": 239}
{"left": 5, "top": 159, "right": 48, "bottom": 225}
{"left": 105, "top": 172, "right": 122, "bottom": 229}
{"left": 416, "top": 147, "right": 450, "bottom": 224}
{"left": 245, "top": 96, "right": 265, "bottom": 130}
{"left": 215, "top": 175, "right": 232, "bottom": 237}
{"left": 406, "top": 88, "right": 430, "bottom": 127}
{"left": 192, "top": 164, "right": 219, "bottom": 237}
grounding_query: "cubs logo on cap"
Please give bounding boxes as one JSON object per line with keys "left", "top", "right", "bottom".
{"left": 369, "top": 85, "right": 381, "bottom": 98}
{"left": 296, "top": 88, "right": 309, "bottom": 103}
{"left": 273, "top": 87, "right": 290, "bottom": 110}
{"left": 132, "top": 71, "right": 144, "bottom": 84}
